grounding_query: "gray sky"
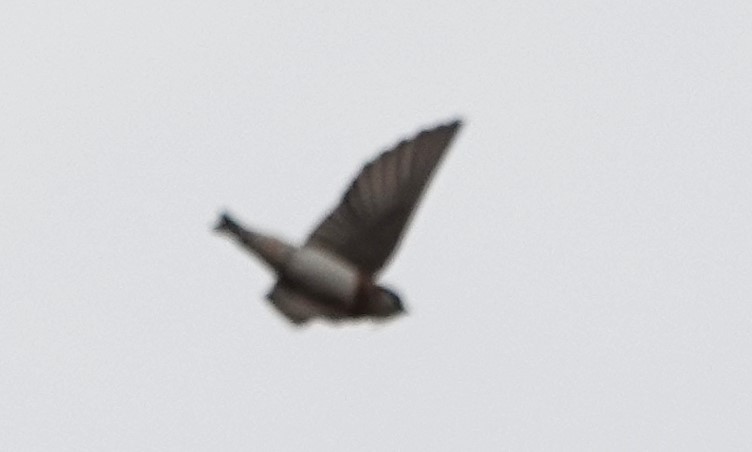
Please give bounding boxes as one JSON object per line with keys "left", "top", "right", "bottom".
{"left": 3, "top": 1, "right": 751, "bottom": 450}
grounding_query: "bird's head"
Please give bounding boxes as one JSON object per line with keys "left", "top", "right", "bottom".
{"left": 373, "top": 286, "right": 407, "bottom": 318}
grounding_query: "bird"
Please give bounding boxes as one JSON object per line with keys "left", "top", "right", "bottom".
{"left": 214, "top": 119, "right": 462, "bottom": 325}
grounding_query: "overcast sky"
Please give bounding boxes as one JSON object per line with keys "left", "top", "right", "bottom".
{"left": 3, "top": 1, "right": 752, "bottom": 450}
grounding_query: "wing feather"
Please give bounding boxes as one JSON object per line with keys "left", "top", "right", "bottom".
{"left": 305, "top": 120, "right": 462, "bottom": 273}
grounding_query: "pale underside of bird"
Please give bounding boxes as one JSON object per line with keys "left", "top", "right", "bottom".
{"left": 215, "top": 119, "right": 462, "bottom": 325}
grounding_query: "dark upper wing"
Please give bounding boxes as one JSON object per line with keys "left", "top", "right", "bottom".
{"left": 305, "top": 119, "right": 462, "bottom": 274}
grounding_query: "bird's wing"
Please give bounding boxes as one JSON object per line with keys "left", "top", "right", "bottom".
{"left": 305, "top": 119, "right": 462, "bottom": 274}
{"left": 266, "top": 282, "right": 348, "bottom": 325}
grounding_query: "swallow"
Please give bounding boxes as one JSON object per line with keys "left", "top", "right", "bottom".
{"left": 215, "top": 119, "right": 462, "bottom": 325}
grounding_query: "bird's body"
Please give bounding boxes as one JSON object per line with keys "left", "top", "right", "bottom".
{"left": 284, "top": 246, "right": 360, "bottom": 305}
{"left": 216, "top": 119, "right": 462, "bottom": 325}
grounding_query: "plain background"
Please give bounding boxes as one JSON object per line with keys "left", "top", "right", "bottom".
{"left": 2, "top": 1, "right": 751, "bottom": 450}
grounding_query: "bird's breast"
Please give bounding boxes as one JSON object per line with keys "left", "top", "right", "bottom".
{"left": 283, "top": 247, "right": 360, "bottom": 305}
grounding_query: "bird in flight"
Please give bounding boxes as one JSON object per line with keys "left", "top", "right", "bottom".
{"left": 215, "top": 119, "right": 462, "bottom": 325}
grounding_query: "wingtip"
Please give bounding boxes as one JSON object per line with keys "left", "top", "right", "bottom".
{"left": 447, "top": 117, "right": 463, "bottom": 128}
{"left": 440, "top": 118, "right": 463, "bottom": 135}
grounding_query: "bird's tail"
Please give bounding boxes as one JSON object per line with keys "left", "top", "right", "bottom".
{"left": 214, "top": 212, "right": 241, "bottom": 235}
{"left": 213, "top": 211, "right": 295, "bottom": 271}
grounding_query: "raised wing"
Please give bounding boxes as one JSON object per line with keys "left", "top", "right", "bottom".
{"left": 305, "top": 119, "right": 462, "bottom": 274}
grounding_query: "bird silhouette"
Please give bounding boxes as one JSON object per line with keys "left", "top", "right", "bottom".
{"left": 215, "top": 119, "right": 462, "bottom": 325}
